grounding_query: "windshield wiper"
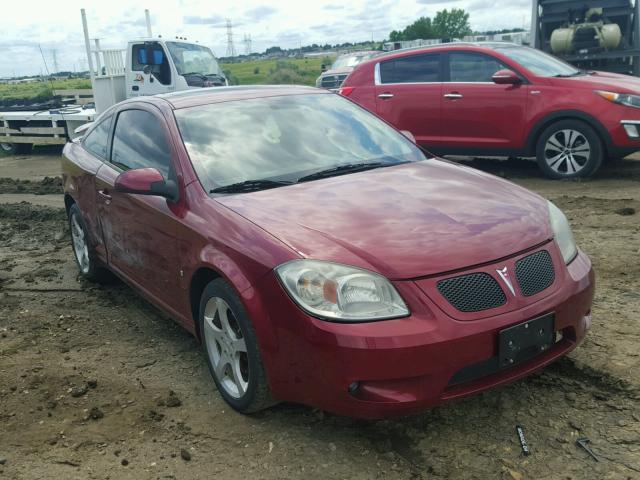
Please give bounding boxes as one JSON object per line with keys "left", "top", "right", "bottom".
{"left": 553, "top": 71, "right": 586, "bottom": 78}
{"left": 210, "top": 179, "right": 293, "bottom": 194}
{"left": 296, "top": 162, "right": 385, "bottom": 183}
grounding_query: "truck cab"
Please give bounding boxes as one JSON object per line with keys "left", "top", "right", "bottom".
{"left": 126, "top": 39, "right": 227, "bottom": 98}
{"left": 91, "top": 37, "right": 227, "bottom": 113}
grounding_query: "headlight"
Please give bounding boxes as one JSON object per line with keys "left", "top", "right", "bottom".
{"left": 276, "top": 260, "right": 409, "bottom": 322}
{"left": 595, "top": 90, "right": 640, "bottom": 108}
{"left": 548, "top": 201, "right": 578, "bottom": 264}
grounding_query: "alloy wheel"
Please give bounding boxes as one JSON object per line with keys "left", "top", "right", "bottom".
{"left": 0, "top": 143, "right": 14, "bottom": 152}
{"left": 544, "top": 129, "right": 591, "bottom": 175}
{"left": 203, "top": 297, "right": 249, "bottom": 398}
{"left": 70, "top": 213, "right": 90, "bottom": 274}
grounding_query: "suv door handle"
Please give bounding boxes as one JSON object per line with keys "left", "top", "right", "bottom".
{"left": 444, "top": 93, "right": 463, "bottom": 100}
{"left": 98, "top": 189, "right": 112, "bottom": 205}
{"left": 378, "top": 93, "right": 394, "bottom": 99}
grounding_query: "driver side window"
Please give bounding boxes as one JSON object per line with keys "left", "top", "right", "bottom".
{"left": 448, "top": 52, "right": 508, "bottom": 83}
{"left": 110, "top": 109, "right": 172, "bottom": 179}
{"left": 132, "top": 43, "right": 171, "bottom": 85}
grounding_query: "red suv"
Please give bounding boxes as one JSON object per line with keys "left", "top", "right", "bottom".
{"left": 340, "top": 42, "right": 640, "bottom": 179}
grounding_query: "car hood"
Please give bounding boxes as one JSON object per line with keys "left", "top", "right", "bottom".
{"left": 216, "top": 160, "right": 552, "bottom": 280}
{"left": 549, "top": 70, "right": 640, "bottom": 93}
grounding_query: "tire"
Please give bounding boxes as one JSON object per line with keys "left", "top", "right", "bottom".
{"left": 535, "top": 119, "right": 603, "bottom": 179}
{"left": 68, "top": 203, "right": 112, "bottom": 282}
{"left": 199, "top": 279, "right": 275, "bottom": 413}
{"left": 0, "top": 143, "right": 17, "bottom": 155}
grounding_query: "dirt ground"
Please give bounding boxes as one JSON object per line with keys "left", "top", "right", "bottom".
{"left": 0, "top": 149, "right": 639, "bottom": 480}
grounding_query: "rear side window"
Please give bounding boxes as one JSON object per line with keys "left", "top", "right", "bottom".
{"left": 449, "top": 52, "right": 506, "bottom": 82}
{"left": 379, "top": 54, "right": 441, "bottom": 83}
{"left": 110, "top": 109, "right": 172, "bottom": 179}
{"left": 83, "top": 115, "right": 112, "bottom": 159}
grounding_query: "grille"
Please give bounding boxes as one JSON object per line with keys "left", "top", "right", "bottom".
{"left": 516, "top": 250, "right": 555, "bottom": 297}
{"left": 320, "top": 74, "right": 348, "bottom": 89}
{"left": 437, "top": 273, "right": 506, "bottom": 312}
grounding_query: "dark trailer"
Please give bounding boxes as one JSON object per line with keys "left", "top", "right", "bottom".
{"left": 531, "top": 0, "right": 640, "bottom": 75}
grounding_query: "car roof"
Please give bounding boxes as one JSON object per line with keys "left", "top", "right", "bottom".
{"left": 154, "top": 85, "right": 327, "bottom": 109}
{"left": 365, "top": 41, "right": 523, "bottom": 63}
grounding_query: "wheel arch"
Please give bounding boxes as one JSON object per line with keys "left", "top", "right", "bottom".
{"left": 189, "top": 266, "right": 222, "bottom": 342}
{"left": 64, "top": 193, "right": 76, "bottom": 216}
{"left": 525, "top": 110, "right": 612, "bottom": 156}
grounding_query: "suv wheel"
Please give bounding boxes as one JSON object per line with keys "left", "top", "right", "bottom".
{"left": 536, "top": 119, "right": 603, "bottom": 179}
{"left": 199, "top": 279, "right": 276, "bottom": 413}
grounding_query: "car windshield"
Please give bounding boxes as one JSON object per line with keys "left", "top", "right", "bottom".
{"left": 495, "top": 46, "right": 581, "bottom": 77}
{"left": 175, "top": 93, "right": 425, "bottom": 192}
{"left": 166, "top": 42, "right": 222, "bottom": 76}
{"left": 331, "top": 53, "right": 373, "bottom": 69}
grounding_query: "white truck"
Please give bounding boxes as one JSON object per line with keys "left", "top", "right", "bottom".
{"left": 0, "top": 9, "right": 226, "bottom": 154}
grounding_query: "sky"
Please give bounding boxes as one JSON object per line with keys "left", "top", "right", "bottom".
{"left": 0, "top": 0, "right": 532, "bottom": 77}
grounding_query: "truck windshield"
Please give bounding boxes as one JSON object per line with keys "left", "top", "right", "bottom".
{"left": 332, "top": 53, "right": 374, "bottom": 69}
{"left": 166, "top": 42, "right": 221, "bottom": 76}
{"left": 495, "top": 46, "right": 581, "bottom": 77}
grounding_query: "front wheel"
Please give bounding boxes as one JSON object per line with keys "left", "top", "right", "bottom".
{"left": 199, "top": 279, "right": 275, "bottom": 413}
{"left": 536, "top": 120, "right": 603, "bottom": 179}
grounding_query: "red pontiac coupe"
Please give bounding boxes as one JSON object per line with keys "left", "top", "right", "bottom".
{"left": 62, "top": 86, "right": 594, "bottom": 418}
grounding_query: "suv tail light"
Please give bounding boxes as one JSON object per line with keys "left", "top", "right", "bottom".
{"left": 338, "top": 86, "right": 355, "bottom": 97}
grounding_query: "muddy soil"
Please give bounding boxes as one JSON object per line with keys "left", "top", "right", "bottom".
{"left": 0, "top": 154, "right": 639, "bottom": 480}
{"left": 0, "top": 177, "right": 63, "bottom": 195}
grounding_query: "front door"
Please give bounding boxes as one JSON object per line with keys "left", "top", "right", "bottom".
{"left": 374, "top": 53, "right": 443, "bottom": 148}
{"left": 95, "top": 106, "right": 183, "bottom": 314}
{"left": 439, "top": 52, "right": 528, "bottom": 152}
{"left": 128, "top": 42, "right": 174, "bottom": 98}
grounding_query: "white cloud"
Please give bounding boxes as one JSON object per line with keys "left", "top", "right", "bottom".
{"left": 0, "top": 0, "right": 531, "bottom": 76}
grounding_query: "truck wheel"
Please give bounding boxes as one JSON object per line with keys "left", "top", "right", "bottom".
{"left": 0, "top": 143, "right": 16, "bottom": 154}
{"left": 68, "top": 204, "right": 112, "bottom": 282}
{"left": 536, "top": 120, "right": 603, "bottom": 179}
{"left": 199, "top": 279, "right": 276, "bottom": 414}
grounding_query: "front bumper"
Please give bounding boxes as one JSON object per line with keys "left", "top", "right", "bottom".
{"left": 246, "top": 247, "right": 595, "bottom": 419}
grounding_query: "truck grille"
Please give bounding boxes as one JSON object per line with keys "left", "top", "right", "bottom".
{"left": 515, "top": 250, "right": 555, "bottom": 297}
{"left": 320, "top": 74, "right": 348, "bottom": 89}
{"left": 437, "top": 273, "right": 506, "bottom": 312}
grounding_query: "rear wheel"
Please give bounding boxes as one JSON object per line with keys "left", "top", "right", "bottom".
{"left": 199, "top": 279, "right": 275, "bottom": 413}
{"left": 536, "top": 120, "right": 603, "bottom": 179}
{"left": 0, "top": 143, "right": 16, "bottom": 154}
{"left": 68, "top": 204, "right": 111, "bottom": 282}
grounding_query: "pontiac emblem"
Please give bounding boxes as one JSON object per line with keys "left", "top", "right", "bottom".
{"left": 496, "top": 266, "right": 516, "bottom": 296}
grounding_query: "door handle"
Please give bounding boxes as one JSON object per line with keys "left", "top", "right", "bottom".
{"left": 98, "top": 189, "right": 112, "bottom": 205}
{"left": 444, "top": 93, "right": 463, "bottom": 100}
{"left": 378, "top": 93, "right": 394, "bottom": 99}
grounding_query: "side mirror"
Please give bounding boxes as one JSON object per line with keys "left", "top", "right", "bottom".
{"left": 142, "top": 65, "right": 151, "bottom": 75}
{"left": 321, "top": 64, "right": 327, "bottom": 72}
{"left": 400, "top": 130, "right": 416, "bottom": 143}
{"left": 115, "top": 168, "right": 179, "bottom": 202}
{"left": 492, "top": 69, "right": 521, "bottom": 85}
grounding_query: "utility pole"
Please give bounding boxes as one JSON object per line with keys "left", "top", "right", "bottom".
{"left": 52, "top": 49, "right": 59, "bottom": 74}
{"left": 226, "top": 19, "right": 236, "bottom": 57}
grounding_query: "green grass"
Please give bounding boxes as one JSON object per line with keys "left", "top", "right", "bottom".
{"left": 0, "top": 78, "right": 91, "bottom": 103}
{"left": 221, "top": 56, "right": 334, "bottom": 86}
{"left": 0, "top": 57, "right": 332, "bottom": 103}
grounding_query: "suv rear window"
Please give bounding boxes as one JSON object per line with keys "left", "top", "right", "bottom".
{"left": 379, "top": 54, "right": 441, "bottom": 84}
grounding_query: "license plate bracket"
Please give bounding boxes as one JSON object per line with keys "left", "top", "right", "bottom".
{"left": 499, "top": 313, "right": 554, "bottom": 369}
